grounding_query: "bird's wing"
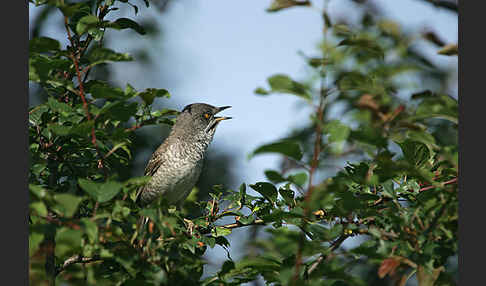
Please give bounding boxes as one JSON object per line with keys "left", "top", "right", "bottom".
{"left": 135, "top": 145, "right": 166, "bottom": 205}
{"left": 143, "top": 152, "right": 164, "bottom": 176}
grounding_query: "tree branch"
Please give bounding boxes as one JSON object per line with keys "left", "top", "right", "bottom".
{"left": 419, "top": 177, "right": 457, "bottom": 192}
{"left": 55, "top": 255, "right": 102, "bottom": 276}
{"left": 306, "top": 234, "right": 349, "bottom": 276}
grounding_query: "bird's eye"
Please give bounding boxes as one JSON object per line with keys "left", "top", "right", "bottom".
{"left": 203, "top": 113, "right": 210, "bottom": 119}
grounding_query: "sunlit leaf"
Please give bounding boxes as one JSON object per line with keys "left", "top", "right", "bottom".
{"left": 78, "top": 179, "right": 123, "bottom": 203}
{"left": 251, "top": 140, "right": 303, "bottom": 161}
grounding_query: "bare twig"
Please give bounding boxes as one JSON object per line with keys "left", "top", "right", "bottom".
{"left": 64, "top": 16, "right": 108, "bottom": 178}
{"left": 292, "top": 2, "right": 331, "bottom": 283}
{"left": 419, "top": 177, "right": 457, "bottom": 192}
{"left": 56, "top": 255, "right": 102, "bottom": 276}
{"left": 306, "top": 234, "right": 348, "bottom": 276}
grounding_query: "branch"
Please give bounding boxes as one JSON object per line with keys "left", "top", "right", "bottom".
{"left": 199, "top": 219, "right": 265, "bottom": 235}
{"left": 306, "top": 234, "right": 348, "bottom": 276}
{"left": 55, "top": 255, "right": 102, "bottom": 276}
{"left": 64, "top": 16, "right": 107, "bottom": 178}
{"left": 419, "top": 177, "right": 457, "bottom": 192}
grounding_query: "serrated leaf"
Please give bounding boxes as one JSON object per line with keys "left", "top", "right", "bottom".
{"left": 59, "top": 2, "right": 86, "bottom": 17}
{"left": 254, "top": 87, "right": 270, "bottom": 95}
{"left": 76, "top": 15, "right": 99, "bottom": 35}
{"left": 437, "top": 44, "right": 458, "bottom": 55}
{"left": 250, "top": 182, "right": 278, "bottom": 204}
{"left": 29, "top": 232, "right": 45, "bottom": 257}
{"left": 324, "top": 120, "right": 351, "bottom": 142}
{"left": 29, "top": 184, "right": 48, "bottom": 199}
{"left": 237, "top": 215, "right": 255, "bottom": 225}
{"left": 48, "top": 123, "right": 72, "bottom": 136}
{"left": 53, "top": 193, "right": 84, "bottom": 218}
{"left": 29, "top": 37, "right": 60, "bottom": 53}
{"left": 30, "top": 201, "right": 48, "bottom": 217}
{"left": 308, "top": 57, "right": 333, "bottom": 68}
{"left": 71, "top": 121, "right": 94, "bottom": 136}
{"left": 279, "top": 187, "right": 295, "bottom": 206}
{"left": 266, "top": 0, "right": 311, "bottom": 12}
{"left": 87, "top": 47, "right": 133, "bottom": 66}
{"left": 87, "top": 82, "right": 126, "bottom": 100}
{"left": 78, "top": 179, "right": 123, "bottom": 203}
{"left": 266, "top": 74, "right": 310, "bottom": 99}
{"left": 55, "top": 227, "right": 83, "bottom": 258}
{"left": 29, "top": 105, "right": 49, "bottom": 126}
{"left": 397, "top": 140, "right": 430, "bottom": 167}
{"left": 107, "top": 18, "right": 146, "bottom": 35}
{"left": 138, "top": 88, "right": 170, "bottom": 105}
{"left": 251, "top": 140, "right": 303, "bottom": 161}
{"left": 287, "top": 172, "right": 308, "bottom": 187}
{"left": 265, "top": 170, "right": 286, "bottom": 184}
{"left": 212, "top": 226, "right": 232, "bottom": 237}
{"left": 47, "top": 97, "right": 72, "bottom": 116}
{"left": 81, "top": 218, "right": 98, "bottom": 243}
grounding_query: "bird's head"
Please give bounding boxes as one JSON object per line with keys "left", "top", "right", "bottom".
{"left": 174, "top": 103, "right": 232, "bottom": 139}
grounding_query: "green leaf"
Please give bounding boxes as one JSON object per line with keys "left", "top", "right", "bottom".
{"left": 397, "top": 140, "right": 430, "bottom": 167}
{"left": 338, "top": 38, "right": 384, "bottom": 60}
{"left": 265, "top": 170, "right": 286, "bottom": 184}
{"left": 53, "top": 193, "right": 84, "bottom": 218}
{"left": 279, "top": 187, "right": 295, "bottom": 206}
{"left": 78, "top": 179, "right": 123, "bottom": 203}
{"left": 48, "top": 123, "right": 72, "bottom": 136}
{"left": 29, "top": 231, "right": 45, "bottom": 257}
{"left": 287, "top": 172, "right": 308, "bottom": 187}
{"left": 138, "top": 88, "right": 171, "bottom": 105}
{"left": 337, "top": 71, "right": 373, "bottom": 92}
{"left": 251, "top": 140, "right": 303, "bottom": 161}
{"left": 308, "top": 57, "right": 333, "bottom": 68}
{"left": 47, "top": 97, "right": 72, "bottom": 116}
{"left": 76, "top": 15, "right": 99, "bottom": 35}
{"left": 29, "top": 184, "right": 48, "bottom": 199}
{"left": 107, "top": 101, "right": 139, "bottom": 121}
{"left": 250, "top": 182, "right": 278, "bottom": 204}
{"left": 55, "top": 227, "right": 83, "bottom": 258}
{"left": 71, "top": 121, "right": 94, "bottom": 136}
{"left": 411, "top": 94, "right": 458, "bottom": 124}
{"left": 237, "top": 215, "right": 256, "bottom": 225}
{"left": 266, "top": 0, "right": 311, "bottom": 12}
{"left": 87, "top": 47, "right": 133, "bottom": 66}
{"left": 59, "top": 2, "right": 86, "bottom": 17}
{"left": 29, "top": 105, "right": 49, "bottom": 126}
{"left": 254, "top": 87, "right": 270, "bottom": 95}
{"left": 81, "top": 218, "right": 98, "bottom": 243}
{"left": 212, "top": 226, "right": 232, "bottom": 237}
{"left": 107, "top": 18, "right": 146, "bottom": 35}
{"left": 266, "top": 74, "right": 310, "bottom": 99}
{"left": 29, "top": 37, "right": 60, "bottom": 53}
{"left": 437, "top": 44, "right": 458, "bottom": 56}
{"left": 324, "top": 120, "right": 351, "bottom": 142}
{"left": 30, "top": 201, "right": 48, "bottom": 217}
{"left": 87, "top": 82, "right": 126, "bottom": 100}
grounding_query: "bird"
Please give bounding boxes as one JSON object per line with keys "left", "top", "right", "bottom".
{"left": 136, "top": 103, "right": 232, "bottom": 209}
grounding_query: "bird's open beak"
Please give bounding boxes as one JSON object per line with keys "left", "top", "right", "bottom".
{"left": 206, "top": 106, "right": 232, "bottom": 132}
{"left": 214, "top": 106, "right": 232, "bottom": 122}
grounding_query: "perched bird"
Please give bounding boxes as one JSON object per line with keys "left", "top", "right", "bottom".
{"left": 136, "top": 103, "right": 231, "bottom": 209}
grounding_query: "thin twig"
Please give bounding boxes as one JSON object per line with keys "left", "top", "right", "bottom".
{"left": 199, "top": 219, "right": 265, "bottom": 235}
{"left": 419, "top": 177, "right": 457, "bottom": 192}
{"left": 56, "top": 255, "right": 102, "bottom": 276}
{"left": 293, "top": 2, "right": 330, "bottom": 283}
{"left": 306, "top": 234, "right": 348, "bottom": 276}
{"left": 64, "top": 16, "right": 108, "bottom": 178}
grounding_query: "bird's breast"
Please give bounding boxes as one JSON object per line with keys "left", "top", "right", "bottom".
{"left": 148, "top": 140, "right": 207, "bottom": 204}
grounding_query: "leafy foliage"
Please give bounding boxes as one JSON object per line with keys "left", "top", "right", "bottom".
{"left": 29, "top": 1, "right": 457, "bottom": 285}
